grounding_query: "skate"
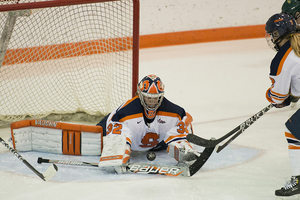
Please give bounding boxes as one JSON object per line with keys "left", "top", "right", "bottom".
{"left": 275, "top": 176, "right": 300, "bottom": 198}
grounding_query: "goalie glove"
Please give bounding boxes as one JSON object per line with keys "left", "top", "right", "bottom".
{"left": 167, "top": 141, "right": 200, "bottom": 164}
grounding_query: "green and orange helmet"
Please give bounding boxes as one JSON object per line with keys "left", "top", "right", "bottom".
{"left": 282, "top": 0, "right": 300, "bottom": 20}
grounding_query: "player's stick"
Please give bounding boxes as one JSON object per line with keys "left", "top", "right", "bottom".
{"left": 187, "top": 104, "right": 273, "bottom": 151}
{"left": 0, "top": 137, "right": 58, "bottom": 181}
{"left": 37, "top": 145, "right": 214, "bottom": 177}
{"left": 38, "top": 157, "right": 99, "bottom": 167}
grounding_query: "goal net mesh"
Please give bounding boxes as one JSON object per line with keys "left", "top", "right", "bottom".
{"left": 0, "top": 0, "right": 139, "bottom": 126}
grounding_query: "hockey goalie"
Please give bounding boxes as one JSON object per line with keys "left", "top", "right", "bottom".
{"left": 10, "top": 75, "right": 205, "bottom": 175}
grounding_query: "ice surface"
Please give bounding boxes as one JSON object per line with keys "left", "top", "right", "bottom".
{"left": 0, "top": 38, "right": 297, "bottom": 199}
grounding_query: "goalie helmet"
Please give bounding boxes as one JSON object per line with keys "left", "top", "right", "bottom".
{"left": 137, "top": 74, "right": 165, "bottom": 119}
{"left": 265, "top": 13, "right": 296, "bottom": 51}
{"left": 282, "top": 0, "right": 300, "bottom": 20}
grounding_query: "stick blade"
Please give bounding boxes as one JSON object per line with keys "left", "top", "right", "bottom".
{"left": 43, "top": 164, "right": 58, "bottom": 181}
{"left": 189, "top": 145, "right": 215, "bottom": 176}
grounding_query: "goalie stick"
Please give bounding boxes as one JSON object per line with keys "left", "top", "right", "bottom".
{"left": 0, "top": 137, "right": 58, "bottom": 181}
{"left": 37, "top": 145, "right": 214, "bottom": 177}
{"left": 187, "top": 104, "right": 273, "bottom": 151}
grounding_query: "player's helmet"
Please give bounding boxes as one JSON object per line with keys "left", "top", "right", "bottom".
{"left": 265, "top": 13, "right": 296, "bottom": 51}
{"left": 137, "top": 74, "right": 164, "bottom": 119}
{"left": 282, "top": 0, "right": 300, "bottom": 20}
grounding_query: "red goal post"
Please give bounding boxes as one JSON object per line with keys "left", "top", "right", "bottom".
{"left": 0, "top": 0, "right": 139, "bottom": 126}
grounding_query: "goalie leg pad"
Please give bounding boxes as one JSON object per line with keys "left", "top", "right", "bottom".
{"left": 63, "top": 130, "right": 78, "bottom": 155}
{"left": 10, "top": 120, "right": 102, "bottom": 156}
{"left": 98, "top": 134, "right": 131, "bottom": 174}
{"left": 98, "top": 134, "right": 130, "bottom": 166}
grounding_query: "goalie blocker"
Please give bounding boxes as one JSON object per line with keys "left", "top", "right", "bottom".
{"left": 10, "top": 119, "right": 103, "bottom": 156}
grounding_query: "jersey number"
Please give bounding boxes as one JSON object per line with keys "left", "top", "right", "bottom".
{"left": 107, "top": 123, "right": 122, "bottom": 135}
{"left": 177, "top": 121, "right": 185, "bottom": 134}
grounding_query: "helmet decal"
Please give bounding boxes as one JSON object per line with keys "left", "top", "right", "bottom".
{"left": 139, "top": 80, "right": 150, "bottom": 91}
{"left": 156, "top": 80, "right": 164, "bottom": 92}
{"left": 274, "top": 18, "right": 283, "bottom": 24}
{"left": 148, "top": 83, "right": 159, "bottom": 94}
{"left": 138, "top": 74, "right": 164, "bottom": 94}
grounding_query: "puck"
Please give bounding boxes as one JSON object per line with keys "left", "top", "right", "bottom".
{"left": 146, "top": 152, "right": 156, "bottom": 161}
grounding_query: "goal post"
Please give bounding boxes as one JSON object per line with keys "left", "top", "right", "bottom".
{"left": 0, "top": 0, "right": 139, "bottom": 126}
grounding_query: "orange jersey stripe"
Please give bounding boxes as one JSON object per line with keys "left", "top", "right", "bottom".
{"left": 285, "top": 132, "right": 297, "bottom": 140}
{"left": 156, "top": 111, "right": 182, "bottom": 120}
{"left": 165, "top": 134, "right": 187, "bottom": 144}
{"left": 269, "top": 89, "right": 289, "bottom": 98}
{"left": 288, "top": 145, "right": 300, "bottom": 150}
{"left": 126, "top": 137, "right": 132, "bottom": 146}
{"left": 119, "top": 113, "right": 143, "bottom": 122}
{"left": 185, "top": 112, "right": 193, "bottom": 126}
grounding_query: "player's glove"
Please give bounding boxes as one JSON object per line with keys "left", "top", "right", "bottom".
{"left": 290, "top": 95, "right": 300, "bottom": 103}
{"left": 273, "top": 95, "right": 300, "bottom": 108}
{"left": 273, "top": 97, "right": 290, "bottom": 108}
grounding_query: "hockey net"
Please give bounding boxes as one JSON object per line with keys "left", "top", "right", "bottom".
{"left": 0, "top": 0, "right": 139, "bottom": 126}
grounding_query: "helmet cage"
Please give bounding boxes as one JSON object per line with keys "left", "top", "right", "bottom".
{"left": 139, "top": 91, "right": 164, "bottom": 112}
{"left": 265, "top": 30, "right": 283, "bottom": 51}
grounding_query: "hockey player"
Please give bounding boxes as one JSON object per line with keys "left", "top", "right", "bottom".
{"left": 282, "top": 0, "right": 300, "bottom": 25}
{"left": 9, "top": 74, "right": 198, "bottom": 175}
{"left": 265, "top": 13, "right": 300, "bottom": 197}
{"left": 97, "top": 74, "right": 198, "bottom": 173}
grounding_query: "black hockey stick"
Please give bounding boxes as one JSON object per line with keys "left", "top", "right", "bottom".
{"left": 187, "top": 104, "right": 273, "bottom": 150}
{"left": 0, "top": 137, "right": 58, "bottom": 181}
{"left": 189, "top": 145, "right": 214, "bottom": 176}
{"left": 38, "top": 145, "right": 214, "bottom": 177}
{"left": 38, "top": 157, "right": 99, "bottom": 167}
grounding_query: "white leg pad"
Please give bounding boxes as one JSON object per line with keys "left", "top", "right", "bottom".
{"left": 98, "top": 134, "right": 127, "bottom": 167}
{"left": 81, "top": 131, "right": 102, "bottom": 155}
{"left": 11, "top": 120, "right": 102, "bottom": 156}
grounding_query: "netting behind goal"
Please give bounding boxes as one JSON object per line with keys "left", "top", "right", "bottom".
{"left": 0, "top": 0, "right": 139, "bottom": 126}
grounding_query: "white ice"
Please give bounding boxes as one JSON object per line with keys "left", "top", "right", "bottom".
{"left": 0, "top": 38, "right": 297, "bottom": 199}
